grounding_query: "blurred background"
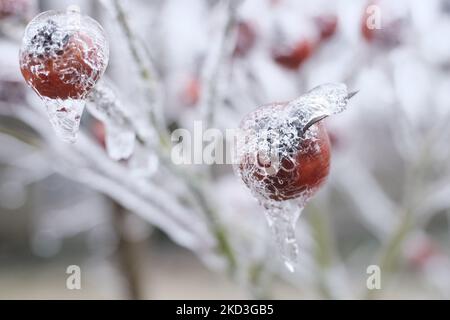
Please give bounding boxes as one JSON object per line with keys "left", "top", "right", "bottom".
{"left": 1, "top": 0, "right": 450, "bottom": 299}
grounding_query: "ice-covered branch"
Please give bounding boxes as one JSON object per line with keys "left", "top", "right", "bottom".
{"left": 89, "top": 3, "right": 240, "bottom": 273}
{"left": 11, "top": 103, "right": 217, "bottom": 258}
{"left": 105, "top": 0, "right": 169, "bottom": 146}
{"left": 197, "top": 0, "right": 243, "bottom": 128}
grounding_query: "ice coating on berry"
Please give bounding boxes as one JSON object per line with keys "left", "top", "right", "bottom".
{"left": 19, "top": 9, "right": 109, "bottom": 143}
{"left": 286, "top": 83, "right": 351, "bottom": 123}
{"left": 235, "top": 83, "right": 349, "bottom": 203}
{"left": 264, "top": 201, "right": 303, "bottom": 272}
{"left": 19, "top": 10, "right": 109, "bottom": 100}
{"left": 233, "top": 83, "right": 352, "bottom": 271}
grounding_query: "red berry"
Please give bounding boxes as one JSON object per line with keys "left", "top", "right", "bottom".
{"left": 236, "top": 84, "right": 354, "bottom": 202}
{"left": 181, "top": 76, "right": 201, "bottom": 107}
{"left": 315, "top": 14, "right": 338, "bottom": 41}
{"left": 21, "top": 33, "right": 101, "bottom": 100}
{"left": 92, "top": 120, "right": 106, "bottom": 148}
{"left": 233, "top": 21, "right": 257, "bottom": 58}
{"left": 0, "top": 0, "right": 29, "bottom": 19}
{"left": 269, "top": 0, "right": 283, "bottom": 7}
{"left": 272, "top": 40, "right": 314, "bottom": 70}
{"left": 236, "top": 102, "right": 331, "bottom": 202}
{"left": 407, "top": 237, "right": 442, "bottom": 270}
{"left": 19, "top": 10, "right": 108, "bottom": 100}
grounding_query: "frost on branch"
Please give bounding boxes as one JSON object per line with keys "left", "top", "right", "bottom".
{"left": 19, "top": 7, "right": 109, "bottom": 143}
{"left": 87, "top": 82, "right": 136, "bottom": 160}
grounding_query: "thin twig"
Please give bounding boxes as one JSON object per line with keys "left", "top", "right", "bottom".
{"left": 112, "top": 200, "right": 145, "bottom": 299}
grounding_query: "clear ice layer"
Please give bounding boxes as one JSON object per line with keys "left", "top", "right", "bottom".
{"left": 263, "top": 200, "right": 303, "bottom": 272}
{"left": 87, "top": 83, "right": 136, "bottom": 160}
{"left": 43, "top": 98, "right": 85, "bottom": 143}
{"left": 104, "top": 125, "right": 135, "bottom": 161}
{"left": 286, "top": 83, "right": 351, "bottom": 124}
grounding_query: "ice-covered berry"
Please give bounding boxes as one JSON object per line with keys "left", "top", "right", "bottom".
{"left": 19, "top": 9, "right": 109, "bottom": 100}
{"left": 235, "top": 83, "right": 356, "bottom": 203}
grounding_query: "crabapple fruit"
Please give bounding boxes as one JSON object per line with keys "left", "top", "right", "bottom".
{"left": 19, "top": 9, "right": 109, "bottom": 100}
{"left": 235, "top": 84, "right": 356, "bottom": 203}
{"left": 236, "top": 102, "right": 330, "bottom": 201}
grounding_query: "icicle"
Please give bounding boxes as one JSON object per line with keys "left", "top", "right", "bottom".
{"left": 87, "top": 82, "right": 136, "bottom": 161}
{"left": 263, "top": 200, "right": 303, "bottom": 272}
{"left": 43, "top": 97, "right": 85, "bottom": 143}
{"left": 104, "top": 124, "right": 135, "bottom": 161}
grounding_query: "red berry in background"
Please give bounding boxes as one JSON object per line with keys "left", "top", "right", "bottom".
{"left": 272, "top": 40, "right": 314, "bottom": 70}
{"left": 406, "top": 237, "right": 443, "bottom": 270}
{"left": 327, "top": 127, "right": 342, "bottom": 150}
{"left": 0, "top": 80, "right": 26, "bottom": 103}
{"left": 92, "top": 120, "right": 106, "bottom": 148}
{"left": 314, "top": 14, "right": 338, "bottom": 41}
{"left": 360, "top": 0, "right": 403, "bottom": 46}
{"left": 233, "top": 21, "right": 257, "bottom": 58}
{"left": 0, "top": 0, "right": 29, "bottom": 19}
{"left": 181, "top": 76, "right": 201, "bottom": 107}
{"left": 361, "top": 2, "right": 376, "bottom": 42}
{"left": 19, "top": 9, "right": 109, "bottom": 101}
{"left": 269, "top": 0, "right": 283, "bottom": 7}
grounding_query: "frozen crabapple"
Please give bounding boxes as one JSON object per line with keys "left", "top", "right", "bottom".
{"left": 234, "top": 83, "right": 356, "bottom": 270}
{"left": 19, "top": 7, "right": 109, "bottom": 143}
{"left": 19, "top": 8, "right": 108, "bottom": 100}
{"left": 235, "top": 83, "right": 356, "bottom": 203}
{"left": 238, "top": 102, "right": 330, "bottom": 201}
